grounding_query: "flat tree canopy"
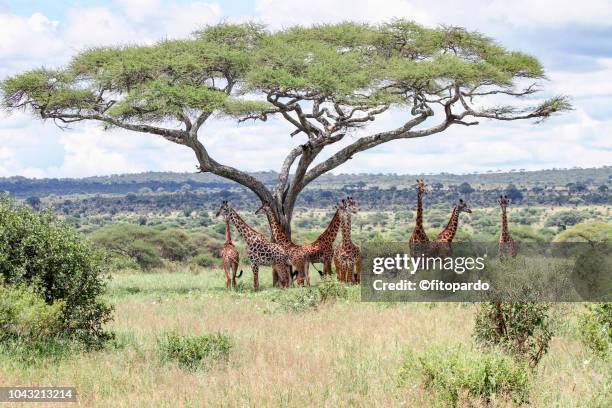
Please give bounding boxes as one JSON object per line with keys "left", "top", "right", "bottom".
{"left": 1, "top": 20, "right": 570, "bottom": 233}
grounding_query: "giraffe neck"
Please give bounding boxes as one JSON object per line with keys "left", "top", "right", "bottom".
{"left": 263, "top": 207, "right": 292, "bottom": 246}
{"left": 313, "top": 209, "right": 341, "bottom": 244}
{"left": 440, "top": 207, "right": 460, "bottom": 241}
{"left": 224, "top": 218, "right": 232, "bottom": 244}
{"left": 340, "top": 213, "right": 352, "bottom": 245}
{"left": 228, "top": 208, "right": 259, "bottom": 245}
{"left": 500, "top": 207, "right": 510, "bottom": 241}
{"left": 416, "top": 190, "right": 424, "bottom": 229}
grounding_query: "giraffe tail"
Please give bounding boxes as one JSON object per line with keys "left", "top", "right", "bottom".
{"left": 236, "top": 270, "right": 243, "bottom": 278}
{"left": 312, "top": 264, "right": 323, "bottom": 277}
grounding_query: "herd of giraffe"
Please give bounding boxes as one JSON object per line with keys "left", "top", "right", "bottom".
{"left": 217, "top": 180, "right": 517, "bottom": 290}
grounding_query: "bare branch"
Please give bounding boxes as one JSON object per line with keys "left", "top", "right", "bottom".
{"left": 42, "top": 112, "right": 187, "bottom": 144}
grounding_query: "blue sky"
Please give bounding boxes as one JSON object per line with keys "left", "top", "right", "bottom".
{"left": 0, "top": 0, "right": 610, "bottom": 178}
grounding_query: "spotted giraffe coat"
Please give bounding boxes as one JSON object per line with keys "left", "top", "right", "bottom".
{"left": 217, "top": 201, "right": 290, "bottom": 290}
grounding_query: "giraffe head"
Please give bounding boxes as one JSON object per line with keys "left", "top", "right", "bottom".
{"left": 416, "top": 179, "right": 430, "bottom": 194}
{"left": 255, "top": 202, "right": 272, "bottom": 216}
{"left": 498, "top": 195, "right": 510, "bottom": 209}
{"left": 215, "top": 200, "right": 232, "bottom": 219}
{"left": 345, "top": 196, "right": 358, "bottom": 214}
{"left": 456, "top": 199, "right": 472, "bottom": 214}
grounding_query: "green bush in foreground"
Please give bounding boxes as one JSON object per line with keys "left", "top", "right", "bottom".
{"left": 398, "top": 345, "right": 530, "bottom": 406}
{"left": 157, "top": 332, "right": 232, "bottom": 370}
{"left": 0, "top": 284, "right": 65, "bottom": 344}
{"left": 266, "top": 277, "right": 351, "bottom": 313}
{"left": 474, "top": 302, "right": 553, "bottom": 367}
{"left": 579, "top": 303, "right": 611, "bottom": 359}
{"left": 0, "top": 196, "right": 113, "bottom": 348}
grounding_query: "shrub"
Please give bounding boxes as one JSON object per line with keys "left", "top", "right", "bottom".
{"left": 554, "top": 221, "right": 612, "bottom": 243}
{"left": 0, "top": 284, "right": 65, "bottom": 344}
{"left": 545, "top": 211, "right": 586, "bottom": 229}
{"left": 157, "top": 332, "right": 232, "bottom": 370}
{"left": 266, "top": 287, "right": 321, "bottom": 313}
{"left": 152, "top": 229, "right": 195, "bottom": 261}
{"left": 89, "top": 225, "right": 162, "bottom": 269}
{"left": 398, "top": 345, "right": 530, "bottom": 406}
{"left": 578, "top": 303, "right": 611, "bottom": 359}
{"left": 317, "top": 277, "right": 348, "bottom": 302}
{"left": 474, "top": 302, "right": 553, "bottom": 367}
{"left": 192, "top": 253, "right": 216, "bottom": 268}
{"left": 0, "top": 197, "right": 113, "bottom": 348}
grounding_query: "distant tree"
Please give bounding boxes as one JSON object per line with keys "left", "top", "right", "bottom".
{"left": 25, "top": 195, "right": 41, "bottom": 210}
{"left": 1, "top": 21, "right": 570, "bottom": 237}
{"left": 458, "top": 182, "right": 475, "bottom": 195}
{"left": 545, "top": 211, "right": 586, "bottom": 230}
{"left": 598, "top": 185, "right": 609, "bottom": 193}
{"left": 567, "top": 182, "right": 587, "bottom": 194}
{"left": 505, "top": 184, "right": 523, "bottom": 202}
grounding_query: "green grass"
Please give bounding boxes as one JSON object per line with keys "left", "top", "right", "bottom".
{"left": 0, "top": 270, "right": 610, "bottom": 407}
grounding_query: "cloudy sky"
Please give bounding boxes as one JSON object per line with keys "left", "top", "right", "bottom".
{"left": 0, "top": 0, "right": 610, "bottom": 178}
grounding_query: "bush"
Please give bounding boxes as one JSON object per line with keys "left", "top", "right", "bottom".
{"left": 0, "top": 197, "right": 113, "bottom": 347}
{"left": 265, "top": 279, "right": 351, "bottom": 314}
{"left": 266, "top": 287, "right": 321, "bottom": 313}
{"left": 578, "top": 303, "right": 611, "bottom": 359}
{"left": 545, "top": 211, "right": 586, "bottom": 229}
{"left": 157, "top": 332, "right": 232, "bottom": 370}
{"left": 317, "top": 276, "right": 348, "bottom": 302}
{"left": 554, "top": 221, "right": 612, "bottom": 243}
{"left": 89, "top": 225, "right": 220, "bottom": 270}
{"left": 192, "top": 253, "right": 216, "bottom": 268}
{"left": 398, "top": 345, "right": 530, "bottom": 406}
{"left": 474, "top": 302, "right": 552, "bottom": 367}
{"left": 0, "top": 284, "right": 65, "bottom": 344}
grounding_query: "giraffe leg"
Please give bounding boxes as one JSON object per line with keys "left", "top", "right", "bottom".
{"left": 223, "top": 259, "right": 230, "bottom": 289}
{"left": 272, "top": 264, "right": 279, "bottom": 288}
{"left": 346, "top": 262, "right": 354, "bottom": 284}
{"left": 295, "top": 259, "right": 305, "bottom": 286}
{"left": 355, "top": 256, "right": 363, "bottom": 284}
{"left": 303, "top": 261, "right": 311, "bottom": 286}
{"left": 283, "top": 264, "right": 291, "bottom": 288}
{"left": 334, "top": 257, "right": 341, "bottom": 281}
{"left": 324, "top": 259, "right": 332, "bottom": 276}
{"left": 231, "top": 262, "right": 237, "bottom": 289}
{"left": 252, "top": 263, "right": 259, "bottom": 291}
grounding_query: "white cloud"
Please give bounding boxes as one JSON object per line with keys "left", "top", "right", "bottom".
{"left": 0, "top": 1, "right": 610, "bottom": 178}
{"left": 549, "top": 58, "right": 612, "bottom": 98}
{"left": 255, "top": 0, "right": 612, "bottom": 29}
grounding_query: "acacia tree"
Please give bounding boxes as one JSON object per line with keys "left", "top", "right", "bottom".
{"left": 1, "top": 21, "right": 570, "bottom": 237}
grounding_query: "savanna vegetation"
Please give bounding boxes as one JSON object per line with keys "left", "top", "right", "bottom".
{"left": 0, "top": 19, "right": 609, "bottom": 408}
{"left": 0, "top": 177, "right": 609, "bottom": 406}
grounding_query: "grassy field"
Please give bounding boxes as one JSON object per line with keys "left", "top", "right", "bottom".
{"left": 0, "top": 267, "right": 609, "bottom": 407}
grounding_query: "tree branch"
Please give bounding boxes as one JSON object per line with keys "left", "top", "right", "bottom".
{"left": 42, "top": 112, "right": 187, "bottom": 144}
{"left": 189, "top": 138, "right": 274, "bottom": 204}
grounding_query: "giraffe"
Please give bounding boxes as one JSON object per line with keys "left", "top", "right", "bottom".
{"left": 220, "top": 217, "right": 243, "bottom": 289}
{"left": 431, "top": 199, "right": 472, "bottom": 255}
{"left": 409, "top": 179, "right": 430, "bottom": 255}
{"left": 333, "top": 197, "right": 362, "bottom": 283}
{"left": 435, "top": 199, "right": 472, "bottom": 243}
{"left": 299, "top": 200, "right": 345, "bottom": 285}
{"left": 216, "top": 201, "right": 291, "bottom": 291}
{"left": 255, "top": 203, "right": 310, "bottom": 286}
{"left": 498, "top": 195, "right": 518, "bottom": 258}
